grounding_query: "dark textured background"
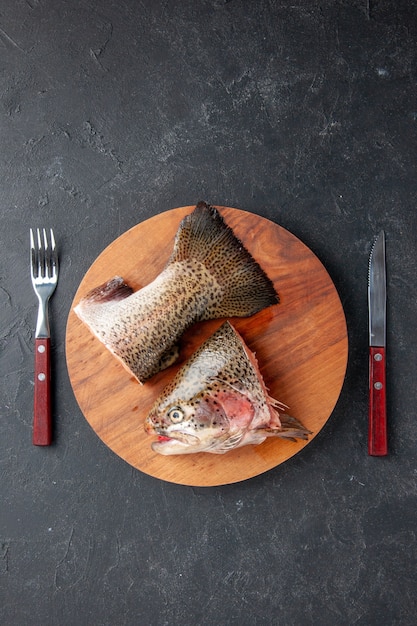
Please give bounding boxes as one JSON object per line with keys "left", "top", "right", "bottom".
{"left": 1, "top": 1, "right": 416, "bottom": 624}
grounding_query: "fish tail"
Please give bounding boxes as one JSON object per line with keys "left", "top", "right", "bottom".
{"left": 168, "top": 202, "right": 279, "bottom": 318}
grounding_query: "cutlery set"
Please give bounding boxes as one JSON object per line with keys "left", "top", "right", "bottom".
{"left": 28, "top": 227, "right": 388, "bottom": 454}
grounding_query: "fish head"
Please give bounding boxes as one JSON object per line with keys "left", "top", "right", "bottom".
{"left": 145, "top": 378, "right": 256, "bottom": 455}
{"left": 145, "top": 386, "right": 229, "bottom": 455}
{"left": 144, "top": 321, "right": 310, "bottom": 455}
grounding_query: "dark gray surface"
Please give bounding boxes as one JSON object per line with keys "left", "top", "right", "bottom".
{"left": 1, "top": 1, "right": 416, "bottom": 624}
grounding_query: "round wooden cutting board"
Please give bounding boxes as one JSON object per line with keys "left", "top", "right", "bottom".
{"left": 66, "top": 206, "right": 348, "bottom": 486}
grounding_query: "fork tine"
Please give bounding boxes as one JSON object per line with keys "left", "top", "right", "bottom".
{"left": 49, "top": 229, "right": 58, "bottom": 278}
{"left": 30, "top": 228, "right": 36, "bottom": 278}
{"left": 42, "top": 228, "right": 50, "bottom": 278}
{"left": 42, "top": 228, "right": 48, "bottom": 278}
{"left": 36, "top": 228, "right": 44, "bottom": 278}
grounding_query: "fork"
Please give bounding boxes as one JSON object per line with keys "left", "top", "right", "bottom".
{"left": 30, "top": 228, "right": 58, "bottom": 445}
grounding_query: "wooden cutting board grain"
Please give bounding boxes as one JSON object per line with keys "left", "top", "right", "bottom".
{"left": 66, "top": 206, "right": 348, "bottom": 486}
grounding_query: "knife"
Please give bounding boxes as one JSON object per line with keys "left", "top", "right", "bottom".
{"left": 368, "top": 230, "right": 387, "bottom": 456}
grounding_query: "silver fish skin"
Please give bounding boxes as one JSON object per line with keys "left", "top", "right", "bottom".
{"left": 145, "top": 321, "right": 311, "bottom": 455}
{"left": 74, "top": 202, "right": 278, "bottom": 384}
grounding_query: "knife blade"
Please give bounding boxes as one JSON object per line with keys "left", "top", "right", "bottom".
{"left": 368, "top": 230, "right": 387, "bottom": 456}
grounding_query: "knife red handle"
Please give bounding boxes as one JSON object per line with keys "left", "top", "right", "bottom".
{"left": 368, "top": 346, "right": 387, "bottom": 456}
{"left": 33, "top": 337, "right": 52, "bottom": 446}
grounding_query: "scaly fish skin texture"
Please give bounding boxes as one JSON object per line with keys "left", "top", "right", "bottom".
{"left": 145, "top": 321, "right": 311, "bottom": 455}
{"left": 76, "top": 261, "right": 222, "bottom": 381}
{"left": 75, "top": 202, "right": 278, "bottom": 383}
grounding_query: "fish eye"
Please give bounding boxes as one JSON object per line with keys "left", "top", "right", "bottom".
{"left": 168, "top": 406, "right": 185, "bottom": 423}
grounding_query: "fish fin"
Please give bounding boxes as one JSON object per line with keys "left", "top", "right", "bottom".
{"left": 76, "top": 276, "right": 133, "bottom": 305}
{"left": 262, "top": 414, "right": 312, "bottom": 441}
{"left": 267, "top": 395, "right": 289, "bottom": 412}
{"left": 168, "top": 202, "right": 279, "bottom": 318}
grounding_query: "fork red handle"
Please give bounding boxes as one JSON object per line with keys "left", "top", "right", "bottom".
{"left": 33, "top": 338, "right": 52, "bottom": 445}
